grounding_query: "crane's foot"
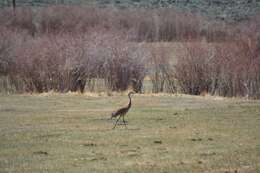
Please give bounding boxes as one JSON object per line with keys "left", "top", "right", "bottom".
{"left": 111, "top": 120, "right": 128, "bottom": 124}
{"left": 116, "top": 122, "right": 128, "bottom": 125}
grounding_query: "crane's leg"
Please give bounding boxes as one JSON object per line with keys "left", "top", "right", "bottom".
{"left": 113, "top": 115, "right": 122, "bottom": 129}
{"left": 122, "top": 115, "right": 127, "bottom": 128}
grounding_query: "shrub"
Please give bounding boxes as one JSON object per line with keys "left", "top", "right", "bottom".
{"left": 174, "top": 42, "right": 212, "bottom": 95}
{"left": 174, "top": 36, "right": 260, "bottom": 98}
{"left": 148, "top": 44, "right": 176, "bottom": 93}
{"left": 0, "top": 7, "right": 36, "bottom": 35}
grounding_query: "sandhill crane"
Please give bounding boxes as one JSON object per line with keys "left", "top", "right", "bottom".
{"left": 111, "top": 91, "right": 135, "bottom": 129}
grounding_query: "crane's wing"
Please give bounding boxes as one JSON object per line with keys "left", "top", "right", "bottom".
{"left": 111, "top": 107, "right": 128, "bottom": 118}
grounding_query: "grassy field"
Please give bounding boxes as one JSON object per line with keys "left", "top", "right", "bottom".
{"left": 0, "top": 93, "right": 259, "bottom": 173}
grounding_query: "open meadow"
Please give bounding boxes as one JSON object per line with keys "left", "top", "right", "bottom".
{"left": 0, "top": 1, "right": 260, "bottom": 172}
{"left": 0, "top": 93, "right": 259, "bottom": 173}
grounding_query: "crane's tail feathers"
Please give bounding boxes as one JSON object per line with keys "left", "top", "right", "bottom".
{"left": 111, "top": 112, "right": 116, "bottom": 119}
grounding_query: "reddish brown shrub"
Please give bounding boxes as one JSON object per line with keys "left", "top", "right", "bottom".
{"left": 174, "top": 34, "right": 260, "bottom": 98}
{"left": 0, "top": 7, "right": 36, "bottom": 35}
{"left": 174, "top": 42, "right": 212, "bottom": 95}
{"left": 148, "top": 44, "right": 176, "bottom": 93}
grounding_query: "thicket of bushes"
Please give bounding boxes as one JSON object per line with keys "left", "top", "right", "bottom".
{"left": 175, "top": 39, "right": 260, "bottom": 98}
{"left": 0, "top": 6, "right": 260, "bottom": 98}
{"left": 1, "top": 0, "right": 259, "bottom": 22}
{"left": 0, "top": 29, "right": 148, "bottom": 93}
{"left": 0, "top": 6, "right": 231, "bottom": 41}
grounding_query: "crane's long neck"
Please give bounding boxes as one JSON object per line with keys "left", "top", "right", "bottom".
{"left": 127, "top": 94, "right": 132, "bottom": 109}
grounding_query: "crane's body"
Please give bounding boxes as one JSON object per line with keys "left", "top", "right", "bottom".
{"left": 111, "top": 91, "right": 134, "bottom": 129}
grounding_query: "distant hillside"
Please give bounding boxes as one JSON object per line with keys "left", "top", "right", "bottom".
{"left": 1, "top": 0, "right": 260, "bottom": 22}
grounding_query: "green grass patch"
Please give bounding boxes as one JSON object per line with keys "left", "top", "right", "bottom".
{"left": 0, "top": 94, "right": 259, "bottom": 173}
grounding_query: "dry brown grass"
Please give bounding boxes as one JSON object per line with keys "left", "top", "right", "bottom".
{"left": 0, "top": 94, "right": 259, "bottom": 173}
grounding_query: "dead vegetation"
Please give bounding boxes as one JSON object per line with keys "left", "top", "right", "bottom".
{"left": 0, "top": 6, "right": 260, "bottom": 98}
